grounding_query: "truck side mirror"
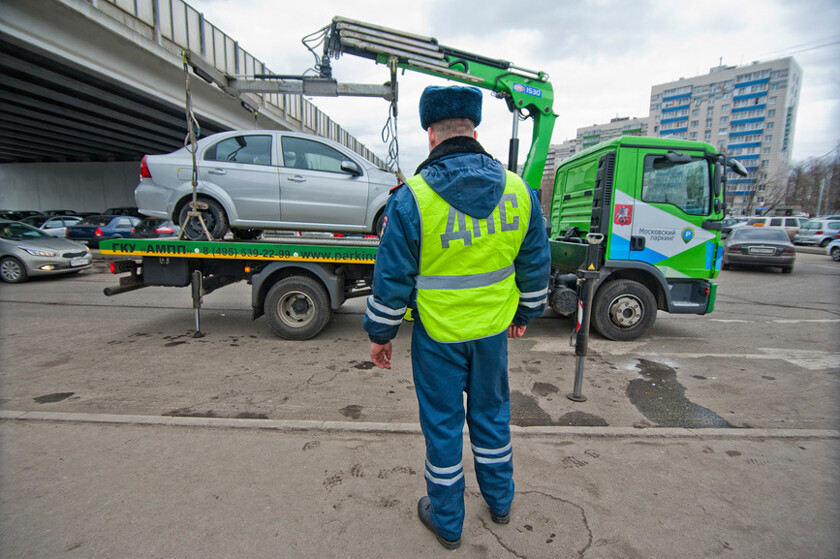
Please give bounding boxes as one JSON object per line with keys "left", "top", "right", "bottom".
{"left": 664, "top": 150, "right": 692, "bottom": 164}
{"left": 727, "top": 158, "right": 748, "bottom": 177}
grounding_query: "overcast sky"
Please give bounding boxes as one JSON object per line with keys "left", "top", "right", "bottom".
{"left": 188, "top": 0, "right": 840, "bottom": 174}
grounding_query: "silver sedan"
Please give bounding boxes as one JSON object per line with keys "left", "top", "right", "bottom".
{"left": 135, "top": 130, "right": 397, "bottom": 240}
{"left": 0, "top": 220, "right": 92, "bottom": 283}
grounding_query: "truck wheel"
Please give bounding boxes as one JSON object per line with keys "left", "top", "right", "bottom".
{"left": 179, "top": 199, "right": 228, "bottom": 240}
{"left": 0, "top": 256, "right": 28, "bottom": 283}
{"left": 592, "top": 279, "right": 656, "bottom": 341}
{"left": 264, "top": 276, "right": 332, "bottom": 340}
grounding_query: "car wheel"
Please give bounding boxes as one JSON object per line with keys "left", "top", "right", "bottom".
{"left": 830, "top": 246, "right": 840, "bottom": 262}
{"left": 232, "top": 228, "right": 263, "bottom": 241}
{"left": 178, "top": 199, "right": 229, "bottom": 240}
{"left": 819, "top": 238, "right": 831, "bottom": 247}
{"left": 592, "top": 279, "right": 657, "bottom": 341}
{"left": 264, "top": 276, "right": 332, "bottom": 340}
{"left": 721, "top": 259, "right": 730, "bottom": 270}
{"left": 0, "top": 256, "right": 28, "bottom": 283}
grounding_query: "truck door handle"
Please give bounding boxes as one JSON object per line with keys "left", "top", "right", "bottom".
{"left": 630, "top": 236, "right": 646, "bottom": 251}
{"left": 208, "top": 168, "right": 226, "bottom": 175}
{"left": 288, "top": 176, "right": 306, "bottom": 183}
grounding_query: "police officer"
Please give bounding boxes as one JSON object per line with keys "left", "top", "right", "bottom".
{"left": 363, "top": 85, "right": 550, "bottom": 550}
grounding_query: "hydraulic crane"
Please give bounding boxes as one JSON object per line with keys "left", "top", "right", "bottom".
{"left": 185, "top": 16, "right": 557, "bottom": 189}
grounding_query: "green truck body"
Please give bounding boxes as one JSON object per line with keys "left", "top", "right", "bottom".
{"left": 545, "top": 136, "right": 729, "bottom": 340}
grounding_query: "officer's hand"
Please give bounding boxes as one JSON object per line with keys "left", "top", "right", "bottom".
{"left": 370, "top": 341, "right": 393, "bottom": 369}
{"left": 508, "top": 324, "right": 527, "bottom": 339}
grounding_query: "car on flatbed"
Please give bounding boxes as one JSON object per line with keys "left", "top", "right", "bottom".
{"left": 135, "top": 130, "right": 397, "bottom": 241}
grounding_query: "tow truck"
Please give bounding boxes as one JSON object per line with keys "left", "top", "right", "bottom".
{"left": 102, "top": 16, "right": 747, "bottom": 343}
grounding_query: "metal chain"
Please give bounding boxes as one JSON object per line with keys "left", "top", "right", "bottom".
{"left": 180, "top": 51, "right": 213, "bottom": 241}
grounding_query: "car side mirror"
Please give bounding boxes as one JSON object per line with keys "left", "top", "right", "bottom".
{"left": 341, "top": 161, "right": 362, "bottom": 176}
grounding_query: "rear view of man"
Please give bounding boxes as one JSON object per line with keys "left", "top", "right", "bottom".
{"left": 363, "top": 85, "right": 551, "bottom": 549}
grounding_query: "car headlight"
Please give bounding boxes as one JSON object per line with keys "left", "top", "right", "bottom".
{"left": 20, "top": 246, "right": 57, "bottom": 257}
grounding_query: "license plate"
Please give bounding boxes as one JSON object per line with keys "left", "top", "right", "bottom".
{"left": 749, "top": 247, "right": 774, "bottom": 255}
{"left": 70, "top": 257, "right": 89, "bottom": 267}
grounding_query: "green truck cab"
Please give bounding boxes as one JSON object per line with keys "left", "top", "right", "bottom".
{"left": 546, "top": 136, "right": 739, "bottom": 341}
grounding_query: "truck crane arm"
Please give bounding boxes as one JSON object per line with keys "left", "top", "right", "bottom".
{"left": 319, "top": 17, "right": 557, "bottom": 189}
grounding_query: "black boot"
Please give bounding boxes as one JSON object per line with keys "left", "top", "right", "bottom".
{"left": 417, "top": 496, "right": 461, "bottom": 550}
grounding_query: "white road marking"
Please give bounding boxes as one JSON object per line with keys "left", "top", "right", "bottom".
{"left": 528, "top": 339, "right": 840, "bottom": 370}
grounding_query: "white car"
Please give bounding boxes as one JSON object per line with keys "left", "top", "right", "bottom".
{"left": 744, "top": 216, "right": 809, "bottom": 241}
{"left": 827, "top": 238, "right": 840, "bottom": 262}
{"left": 135, "top": 130, "right": 397, "bottom": 240}
{"left": 19, "top": 215, "right": 83, "bottom": 237}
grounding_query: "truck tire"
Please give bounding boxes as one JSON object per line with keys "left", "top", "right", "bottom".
{"left": 264, "top": 276, "right": 332, "bottom": 340}
{"left": 592, "top": 279, "right": 656, "bottom": 341}
{"left": 179, "top": 198, "right": 228, "bottom": 240}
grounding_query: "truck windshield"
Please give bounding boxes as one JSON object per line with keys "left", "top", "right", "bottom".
{"left": 642, "top": 156, "right": 711, "bottom": 215}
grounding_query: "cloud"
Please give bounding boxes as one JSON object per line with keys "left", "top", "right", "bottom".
{"left": 187, "top": 0, "right": 840, "bottom": 165}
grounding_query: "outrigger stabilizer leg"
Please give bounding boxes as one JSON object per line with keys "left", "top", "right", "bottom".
{"left": 567, "top": 233, "right": 604, "bottom": 402}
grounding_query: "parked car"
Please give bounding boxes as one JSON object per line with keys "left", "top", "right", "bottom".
{"left": 0, "top": 210, "right": 44, "bottom": 220}
{"left": 66, "top": 215, "right": 140, "bottom": 248}
{"left": 19, "top": 215, "right": 83, "bottom": 237}
{"left": 744, "top": 216, "right": 809, "bottom": 241}
{"left": 720, "top": 217, "right": 748, "bottom": 238}
{"left": 793, "top": 219, "right": 840, "bottom": 247}
{"left": 130, "top": 217, "right": 180, "bottom": 238}
{"left": 722, "top": 226, "right": 796, "bottom": 273}
{"left": 103, "top": 206, "right": 143, "bottom": 217}
{"left": 135, "top": 130, "right": 397, "bottom": 240}
{"left": 0, "top": 220, "right": 92, "bottom": 283}
{"left": 826, "top": 237, "right": 840, "bottom": 262}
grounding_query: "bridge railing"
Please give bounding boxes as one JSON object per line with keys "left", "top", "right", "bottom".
{"left": 98, "top": 0, "right": 388, "bottom": 169}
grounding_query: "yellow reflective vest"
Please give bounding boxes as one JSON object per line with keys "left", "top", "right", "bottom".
{"left": 405, "top": 170, "right": 531, "bottom": 342}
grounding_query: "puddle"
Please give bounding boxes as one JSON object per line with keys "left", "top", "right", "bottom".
{"left": 33, "top": 392, "right": 75, "bottom": 404}
{"left": 340, "top": 404, "right": 364, "bottom": 419}
{"left": 627, "top": 359, "right": 731, "bottom": 428}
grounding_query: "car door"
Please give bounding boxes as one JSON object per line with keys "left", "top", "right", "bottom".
{"left": 114, "top": 217, "right": 136, "bottom": 238}
{"left": 278, "top": 136, "right": 368, "bottom": 228}
{"left": 632, "top": 148, "right": 717, "bottom": 278}
{"left": 199, "top": 134, "right": 280, "bottom": 223}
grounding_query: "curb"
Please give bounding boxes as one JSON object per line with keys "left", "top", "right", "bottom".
{"left": 2, "top": 410, "right": 838, "bottom": 440}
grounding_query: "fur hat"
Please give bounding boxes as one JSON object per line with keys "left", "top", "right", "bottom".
{"left": 419, "top": 85, "right": 482, "bottom": 130}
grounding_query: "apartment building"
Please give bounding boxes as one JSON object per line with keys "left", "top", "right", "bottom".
{"left": 577, "top": 116, "right": 651, "bottom": 149}
{"left": 649, "top": 57, "right": 802, "bottom": 213}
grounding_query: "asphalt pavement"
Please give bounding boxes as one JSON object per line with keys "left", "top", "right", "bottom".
{"left": 0, "top": 249, "right": 838, "bottom": 558}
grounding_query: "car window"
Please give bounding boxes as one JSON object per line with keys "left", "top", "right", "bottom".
{"left": 745, "top": 218, "right": 765, "bottom": 225}
{"left": 281, "top": 137, "right": 351, "bottom": 174}
{"left": 205, "top": 135, "right": 272, "bottom": 166}
{"left": 117, "top": 217, "right": 133, "bottom": 227}
{"left": 732, "top": 228, "right": 788, "bottom": 241}
{"left": 641, "top": 155, "right": 711, "bottom": 215}
{"left": 828, "top": 222, "right": 840, "bottom": 231}
{"left": 784, "top": 218, "right": 798, "bottom": 226}
{"left": 78, "top": 216, "right": 112, "bottom": 226}
{"left": 21, "top": 216, "right": 49, "bottom": 227}
{"left": 769, "top": 218, "right": 783, "bottom": 226}
{"left": 0, "top": 222, "right": 51, "bottom": 240}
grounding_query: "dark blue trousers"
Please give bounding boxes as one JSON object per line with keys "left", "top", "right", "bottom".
{"left": 411, "top": 319, "right": 514, "bottom": 541}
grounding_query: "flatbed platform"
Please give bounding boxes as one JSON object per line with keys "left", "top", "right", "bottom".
{"left": 99, "top": 236, "right": 378, "bottom": 264}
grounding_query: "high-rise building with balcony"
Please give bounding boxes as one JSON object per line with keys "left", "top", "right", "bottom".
{"left": 649, "top": 57, "right": 802, "bottom": 214}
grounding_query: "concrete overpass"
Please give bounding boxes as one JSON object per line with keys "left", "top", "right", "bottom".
{"left": 0, "top": 0, "right": 386, "bottom": 211}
